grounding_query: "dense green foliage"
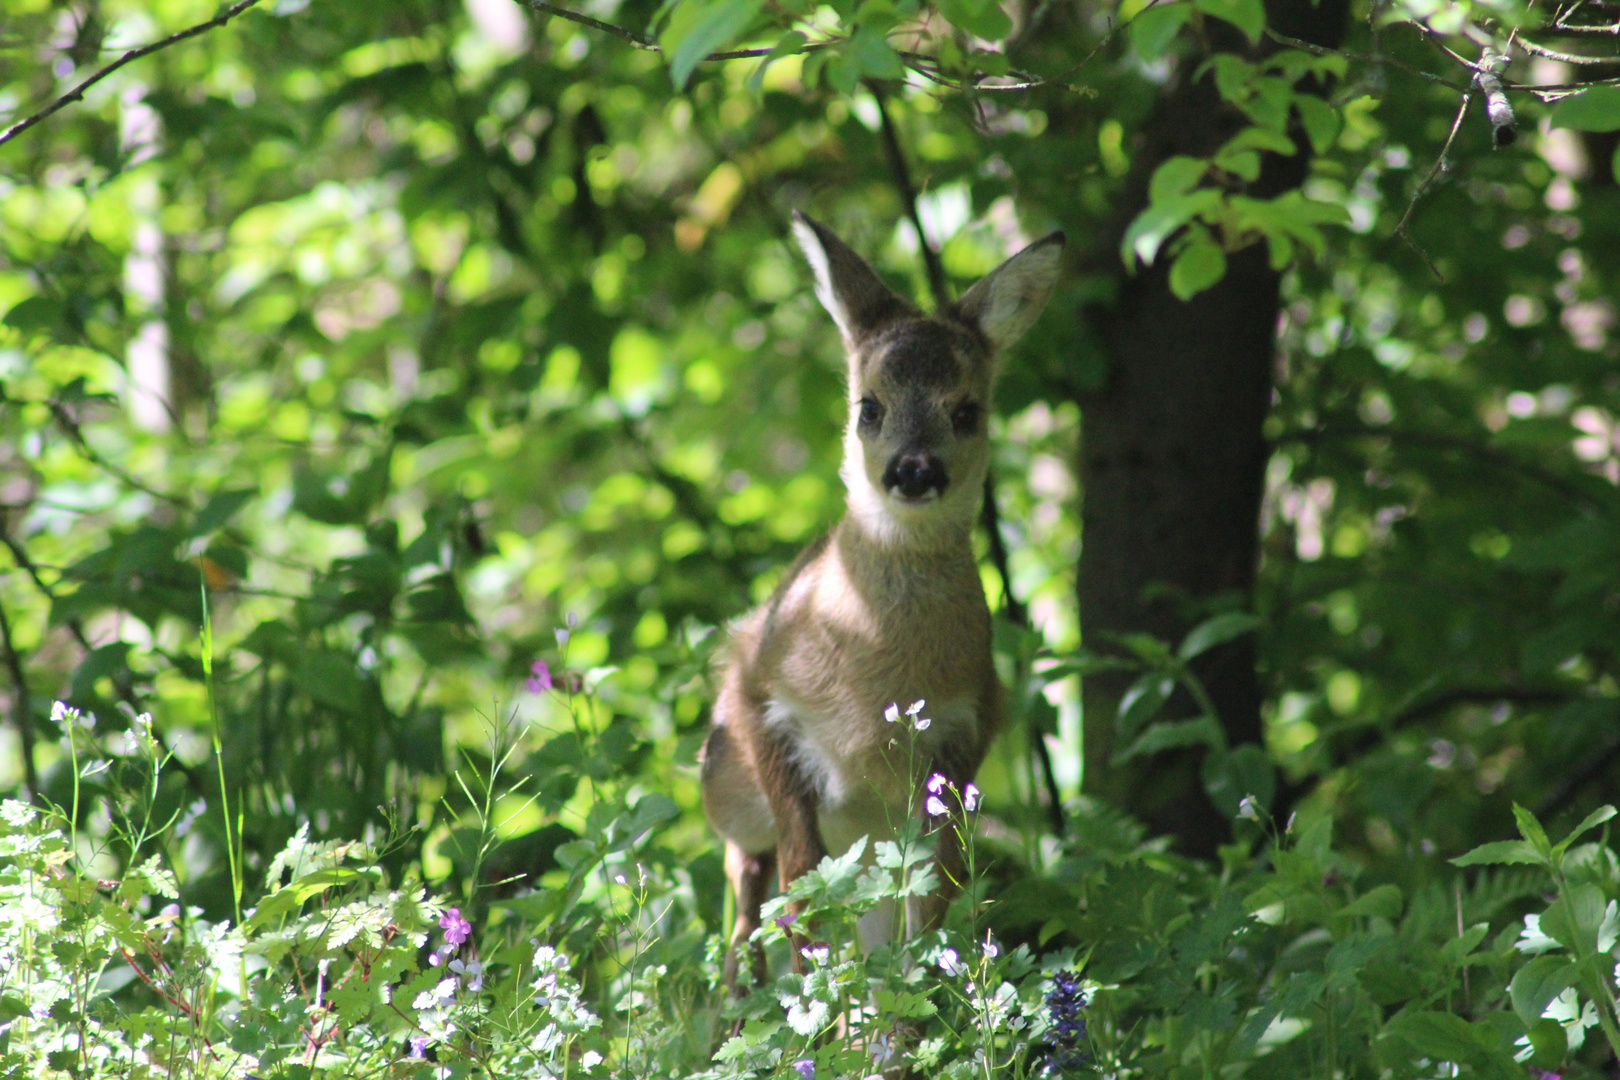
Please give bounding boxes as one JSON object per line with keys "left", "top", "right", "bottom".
{"left": 5, "top": 0, "right": 1620, "bottom": 1075}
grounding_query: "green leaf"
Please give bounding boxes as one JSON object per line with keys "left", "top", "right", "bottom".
{"left": 1121, "top": 188, "right": 1222, "bottom": 267}
{"left": 1339, "top": 883, "right": 1402, "bottom": 919}
{"left": 746, "top": 30, "right": 807, "bottom": 95}
{"left": 1524, "top": 1016, "right": 1569, "bottom": 1069}
{"left": 1194, "top": 0, "right": 1265, "bottom": 43}
{"left": 1513, "top": 802, "right": 1553, "bottom": 857}
{"left": 623, "top": 792, "right": 680, "bottom": 840}
{"left": 660, "top": 0, "right": 760, "bottom": 91}
{"left": 1554, "top": 804, "right": 1616, "bottom": 857}
{"left": 1510, "top": 955, "right": 1577, "bottom": 1027}
{"left": 1295, "top": 94, "right": 1341, "bottom": 154}
{"left": 1540, "top": 883, "right": 1608, "bottom": 952}
{"left": 1179, "top": 611, "right": 1261, "bottom": 661}
{"left": 1117, "top": 672, "right": 1175, "bottom": 738}
{"left": 1202, "top": 744, "right": 1274, "bottom": 817}
{"left": 1383, "top": 1011, "right": 1519, "bottom": 1080}
{"left": 1449, "top": 839, "right": 1545, "bottom": 867}
{"left": 190, "top": 487, "right": 258, "bottom": 538}
{"left": 1130, "top": 2, "right": 1192, "bottom": 61}
{"left": 1169, "top": 230, "right": 1227, "bottom": 299}
{"left": 1149, "top": 156, "right": 1209, "bottom": 202}
{"left": 1550, "top": 85, "right": 1620, "bottom": 132}
{"left": 937, "top": 0, "right": 1011, "bottom": 40}
{"left": 848, "top": 26, "right": 905, "bottom": 79}
{"left": 1112, "top": 715, "right": 1223, "bottom": 764}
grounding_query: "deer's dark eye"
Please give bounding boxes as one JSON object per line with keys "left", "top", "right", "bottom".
{"left": 951, "top": 402, "right": 981, "bottom": 435}
{"left": 859, "top": 398, "right": 884, "bottom": 427}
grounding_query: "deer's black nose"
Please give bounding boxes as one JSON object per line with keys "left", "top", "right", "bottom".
{"left": 883, "top": 453, "right": 947, "bottom": 499}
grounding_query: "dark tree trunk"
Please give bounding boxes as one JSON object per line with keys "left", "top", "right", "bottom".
{"left": 1076, "top": 1, "right": 1349, "bottom": 857}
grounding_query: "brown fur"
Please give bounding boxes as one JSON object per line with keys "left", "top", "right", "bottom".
{"left": 701, "top": 213, "right": 1064, "bottom": 987}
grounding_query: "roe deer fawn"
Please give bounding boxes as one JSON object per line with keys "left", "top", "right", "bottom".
{"left": 701, "top": 211, "right": 1064, "bottom": 987}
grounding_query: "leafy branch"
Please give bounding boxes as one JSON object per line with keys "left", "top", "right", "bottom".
{"left": 522, "top": 0, "right": 1070, "bottom": 93}
{"left": 0, "top": 0, "right": 265, "bottom": 150}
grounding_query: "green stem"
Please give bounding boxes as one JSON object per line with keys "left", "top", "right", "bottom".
{"left": 200, "top": 578, "right": 243, "bottom": 926}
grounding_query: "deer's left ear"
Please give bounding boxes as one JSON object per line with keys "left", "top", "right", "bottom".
{"left": 952, "top": 231, "right": 1065, "bottom": 354}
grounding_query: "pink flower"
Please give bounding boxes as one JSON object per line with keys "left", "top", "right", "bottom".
{"left": 774, "top": 911, "right": 797, "bottom": 930}
{"left": 526, "top": 660, "right": 552, "bottom": 693}
{"left": 440, "top": 907, "right": 472, "bottom": 945}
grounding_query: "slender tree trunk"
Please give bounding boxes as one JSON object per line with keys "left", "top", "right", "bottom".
{"left": 1076, "top": 1, "right": 1349, "bottom": 856}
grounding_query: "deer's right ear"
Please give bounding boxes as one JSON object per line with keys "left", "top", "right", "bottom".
{"left": 792, "top": 211, "right": 915, "bottom": 344}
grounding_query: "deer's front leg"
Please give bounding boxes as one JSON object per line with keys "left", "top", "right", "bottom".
{"left": 753, "top": 721, "right": 827, "bottom": 970}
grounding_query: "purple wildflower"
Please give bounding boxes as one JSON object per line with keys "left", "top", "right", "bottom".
{"left": 526, "top": 659, "right": 553, "bottom": 693}
{"left": 791, "top": 1059, "right": 816, "bottom": 1079}
{"left": 409, "top": 1035, "right": 429, "bottom": 1058}
{"left": 440, "top": 907, "right": 472, "bottom": 946}
{"left": 774, "top": 911, "right": 797, "bottom": 931}
{"left": 1042, "top": 970, "right": 1088, "bottom": 1075}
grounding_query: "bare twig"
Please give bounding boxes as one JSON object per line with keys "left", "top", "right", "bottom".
{"left": 0, "top": 595, "right": 40, "bottom": 802}
{"left": 1395, "top": 90, "right": 1472, "bottom": 281}
{"left": 0, "top": 0, "right": 264, "bottom": 150}
{"left": 868, "top": 82, "right": 948, "bottom": 308}
{"left": 1544, "top": 20, "right": 1620, "bottom": 34}
{"left": 1266, "top": 28, "right": 1470, "bottom": 90}
{"left": 47, "top": 399, "right": 186, "bottom": 508}
{"left": 1274, "top": 421, "right": 1606, "bottom": 508}
{"left": 1514, "top": 36, "right": 1620, "bottom": 62}
{"left": 1414, "top": 22, "right": 1488, "bottom": 73}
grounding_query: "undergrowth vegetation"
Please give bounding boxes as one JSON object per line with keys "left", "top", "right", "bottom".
{"left": 6, "top": 680, "right": 1620, "bottom": 1078}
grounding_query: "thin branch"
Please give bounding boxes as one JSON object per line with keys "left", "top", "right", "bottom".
{"left": 1543, "top": 21, "right": 1620, "bottom": 34}
{"left": 0, "top": 0, "right": 264, "bottom": 150}
{"left": 1414, "top": 23, "right": 1488, "bottom": 73}
{"left": 525, "top": 0, "right": 660, "bottom": 49}
{"left": 1274, "top": 421, "right": 1608, "bottom": 508}
{"left": 0, "top": 594, "right": 41, "bottom": 802}
{"left": 1395, "top": 89, "right": 1472, "bottom": 282}
{"left": 48, "top": 399, "right": 186, "bottom": 508}
{"left": 868, "top": 82, "right": 948, "bottom": 308}
{"left": 1514, "top": 36, "right": 1620, "bottom": 63}
{"left": 1265, "top": 28, "right": 1469, "bottom": 90}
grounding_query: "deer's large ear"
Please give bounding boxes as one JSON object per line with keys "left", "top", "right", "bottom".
{"left": 792, "top": 211, "right": 916, "bottom": 344}
{"left": 953, "top": 231, "right": 1065, "bottom": 354}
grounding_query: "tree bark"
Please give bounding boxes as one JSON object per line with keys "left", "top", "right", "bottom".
{"left": 1076, "top": 0, "right": 1349, "bottom": 857}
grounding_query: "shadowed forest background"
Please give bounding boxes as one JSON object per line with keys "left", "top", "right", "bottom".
{"left": 6, "top": 0, "right": 1620, "bottom": 1076}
